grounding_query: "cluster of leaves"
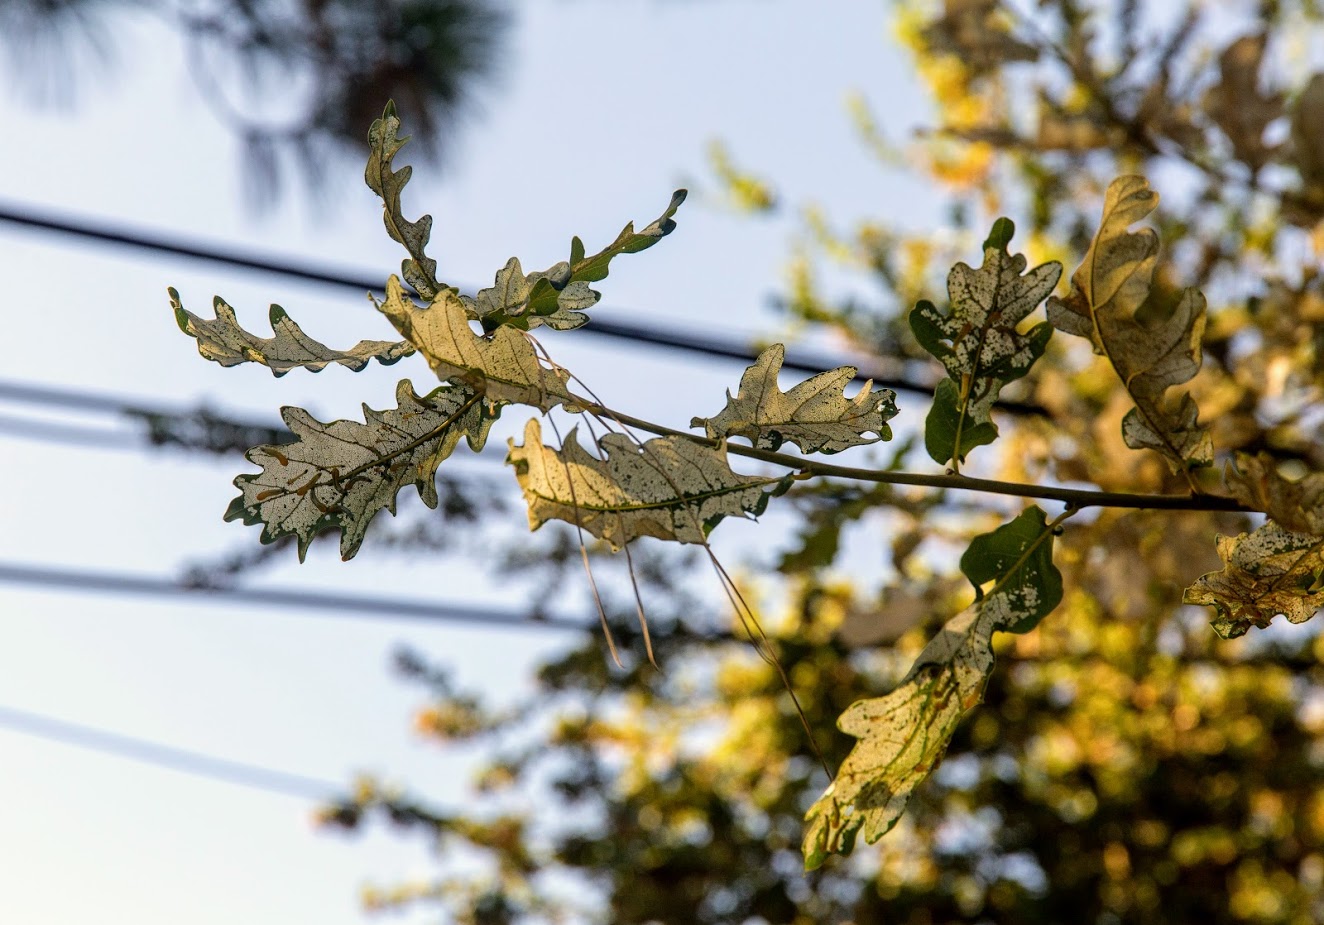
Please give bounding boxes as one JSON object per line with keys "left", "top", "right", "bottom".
{"left": 175, "top": 88, "right": 1324, "bottom": 900}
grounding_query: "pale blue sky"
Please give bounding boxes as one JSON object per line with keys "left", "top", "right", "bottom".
{"left": 0, "top": 3, "right": 939, "bottom": 922}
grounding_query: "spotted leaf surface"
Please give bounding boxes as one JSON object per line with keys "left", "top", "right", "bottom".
{"left": 909, "top": 219, "right": 1060, "bottom": 465}
{"left": 1224, "top": 452, "right": 1324, "bottom": 535}
{"left": 1047, "top": 176, "right": 1213, "bottom": 473}
{"left": 691, "top": 344, "right": 897, "bottom": 454}
{"left": 171, "top": 288, "right": 413, "bottom": 376}
{"left": 804, "top": 506, "right": 1061, "bottom": 868}
{"left": 366, "top": 102, "right": 442, "bottom": 300}
{"left": 1184, "top": 522, "right": 1324, "bottom": 639}
{"left": 468, "top": 190, "right": 687, "bottom": 332}
{"left": 377, "top": 276, "right": 571, "bottom": 412}
{"left": 225, "top": 379, "right": 495, "bottom": 561}
{"left": 507, "top": 418, "right": 792, "bottom": 550}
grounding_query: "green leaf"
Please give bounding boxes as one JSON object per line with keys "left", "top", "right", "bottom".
{"left": 960, "top": 506, "right": 1064, "bottom": 633}
{"left": 377, "top": 276, "right": 572, "bottom": 412}
{"left": 909, "top": 219, "right": 1059, "bottom": 465}
{"left": 507, "top": 418, "right": 792, "bottom": 550}
{"left": 366, "top": 102, "right": 442, "bottom": 300}
{"left": 461, "top": 256, "right": 598, "bottom": 333}
{"left": 1183, "top": 522, "right": 1324, "bottom": 639}
{"left": 1046, "top": 175, "right": 1213, "bottom": 473}
{"left": 923, "top": 379, "right": 998, "bottom": 467}
{"left": 691, "top": 344, "right": 898, "bottom": 454}
{"left": 803, "top": 505, "right": 1061, "bottom": 869}
{"left": 473, "top": 190, "right": 688, "bottom": 332}
{"left": 225, "top": 379, "right": 496, "bottom": 562}
{"left": 171, "top": 287, "right": 413, "bottom": 377}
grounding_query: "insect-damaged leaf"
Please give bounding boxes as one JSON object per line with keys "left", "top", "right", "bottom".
{"left": 1224, "top": 452, "right": 1324, "bottom": 535}
{"left": 171, "top": 287, "right": 413, "bottom": 376}
{"left": 377, "top": 276, "right": 572, "bottom": 412}
{"left": 466, "top": 190, "right": 688, "bottom": 332}
{"left": 803, "top": 506, "right": 1062, "bottom": 869}
{"left": 1184, "top": 522, "right": 1324, "bottom": 639}
{"left": 1047, "top": 176, "right": 1213, "bottom": 473}
{"left": 507, "top": 418, "right": 792, "bottom": 550}
{"left": 910, "top": 218, "right": 1060, "bottom": 465}
{"left": 366, "top": 102, "right": 442, "bottom": 300}
{"left": 690, "top": 344, "right": 898, "bottom": 454}
{"left": 225, "top": 379, "right": 495, "bottom": 562}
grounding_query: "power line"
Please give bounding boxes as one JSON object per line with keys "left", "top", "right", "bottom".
{"left": 0, "top": 197, "right": 995, "bottom": 406}
{"left": 0, "top": 560, "right": 601, "bottom": 633}
{"left": 0, "top": 703, "right": 340, "bottom": 799}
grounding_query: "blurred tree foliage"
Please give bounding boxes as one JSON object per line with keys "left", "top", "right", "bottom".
{"left": 298, "top": 0, "right": 1324, "bottom": 921}
{"left": 0, "top": 0, "right": 506, "bottom": 203}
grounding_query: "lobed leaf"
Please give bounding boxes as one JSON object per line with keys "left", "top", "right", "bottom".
{"left": 909, "top": 219, "right": 1060, "bottom": 465}
{"left": 225, "top": 379, "right": 496, "bottom": 562}
{"left": 690, "top": 344, "right": 898, "bottom": 454}
{"left": 366, "top": 102, "right": 442, "bottom": 300}
{"left": 804, "top": 506, "right": 1062, "bottom": 868}
{"left": 469, "top": 190, "right": 688, "bottom": 332}
{"left": 1046, "top": 176, "right": 1213, "bottom": 473}
{"left": 507, "top": 418, "right": 792, "bottom": 550}
{"left": 1184, "top": 522, "right": 1324, "bottom": 639}
{"left": 171, "top": 287, "right": 413, "bottom": 377}
{"left": 377, "top": 276, "right": 572, "bottom": 412}
{"left": 1224, "top": 452, "right": 1324, "bottom": 535}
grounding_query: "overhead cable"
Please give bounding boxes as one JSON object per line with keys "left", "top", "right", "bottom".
{"left": 0, "top": 560, "right": 597, "bottom": 633}
{"left": 0, "top": 703, "right": 339, "bottom": 799}
{"left": 0, "top": 198, "right": 1018, "bottom": 407}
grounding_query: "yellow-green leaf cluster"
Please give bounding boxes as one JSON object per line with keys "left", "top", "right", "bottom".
{"left": 507, "top": 419, "right": 792, "bottom": 550}
{"left": 691, "top": 344, "right": 897, "bottom": 454}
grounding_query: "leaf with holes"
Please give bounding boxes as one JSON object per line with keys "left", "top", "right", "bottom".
{"left": 1183, "top": 522, "right": 1324, "bottom": 639}
{"left": 909, "top": 219, "right": 1059, "bottom": 465}
{"left": 171, "top": 288, "right": 413, "bottom": 376}
{"left": 471, "top": 190, "right": 688, "bottom": 332}
{"left": 690, "top": 344, "right": 898, "bottom": 454}
{"left": 507, "top": 418, "right": 792, "bottom": 550}
{"left": 1224, "top": 452, "right": 1324, "bottom": 535}
{"left": 1047, "top": 176, "right": 1213, "bottom": 473}
{"left": 377, "top": 276, "right": 572, "bottom": 412}
{"left": 225, "top": 379, "right": 495, "bottom": 561}
{"left": 366, "top": 102, "right": 442, "bottom": 300}
{"left": 803, "top": 506, "right": 1062, "bottom": 868}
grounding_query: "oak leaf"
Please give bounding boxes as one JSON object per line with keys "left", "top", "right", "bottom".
{"left": 691, "top": 344, "right": 898, "bottom": 454}
{"left": 1224, "top": 453, "right": 1324, "bottom": 535}
{"left": 225, "top": 379, "right": 496, "bottom": 561}
{"left": 366, "top": 102, "right": 442, "bottom": 300}
{"left": 171, "top": 287, "right": 412, "bottom": 376}
{"left": 507, "top": 418, "right": 792, "bottom": 550}
{"left": 377, "top": 276, "right": 571, "bottom": 412}
{"left": 465, "top": 190, "right": 687, "bottom": 332}
{"left": 1202, "top": 34, "right": 1284, "bottom": 172}
{"left": 1047, "top": 176, "right": 1213, "bottom": 473}
{"left": 1184, "top": 522, "right": 1324, "bottom": 639}
{"left": 804, "top": 507, "right": 1062, "bottom": 868}
{"left": 910, "top": 218, "right": 1060, "bottom": 465}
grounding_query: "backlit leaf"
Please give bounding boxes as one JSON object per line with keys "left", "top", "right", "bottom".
{"left": 377, "top": 276, "right": 572, "bottom": 412}
{"left": 690, "top": 344, "right": 898, "bottom": 454}
{"left": 171, "top": 287, "right": 412, "bottom": 376}
{"left": 804, "top": 506, "right": 1062, "bottom": 868}
{"left": 1184, "top": 522, "right": 1324, "bottom": 639}
{"left": 507, "top": 418, "right": 792, "bottom": 550}
{"left": 470, "top": 190, "right": 687, "bottom": 332}
{"left": 366, "top": 102, "right": 442, "bottom": 300}
{"left": 1224, "top": 452, "right": 1324, "bottom": 535}
{"left": 225, "top": 379, "right": 496, "bottom": 562}
{"left": 1202, "top": 34, "right": 1284, "bottom": 172}
{"left": 1047, "top": 176, "right": 1213, "bottom": 473}
{"left": 909, "top": 218, "right": 1059, "bottom": 465}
